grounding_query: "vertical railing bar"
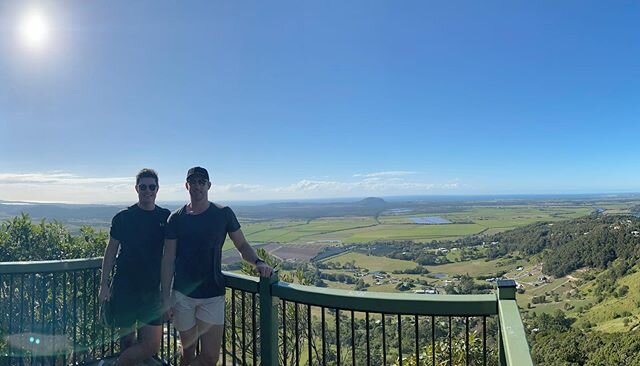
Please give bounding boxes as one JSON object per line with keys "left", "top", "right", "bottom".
{"left": 101, "top": 287, "right": 106, "bottom": 359}
{"left": 398, "top": 314, "right": 402, "bottom": 366}
{"left": 40, "top": 272, "right": 47, "bottom": 365}
{"left": 72, "top": 271, "right": 78, "bottom": 366}
{"left": 252, "top": 292, "right": 257, "bottom": 366}
{"left": 282, "top": 299, "right": 287, "bottom": 366}
{"left": 8, "top": 274, "right": 14, "bottom": 337}
{"left": 382, "top": 313, "right": 387, "bottom": 366}
{"left": 336, "top": 309, "right": 341, "bottom": 366}
{"left": 242, "top": 291, "right": 247, "bottom": 366}
{"left": 0, "top": 273, "right": 4, "bottom": 352}
{"left": 448, "top": 316, "right": 452, "bottom": 366}
{"left": 295, "top": 302, "right": 300, "bottom": 366}
{"left": 351, "top": 310, "right": 355, "bottom": 366}
{"left": 42, "top": 272, "right": 46, "bottom": 366}
{"left": 0, "top": 273, "right": 3, "bottom": 343}
{"left": 7, "top": 273, "right": 15, "bottom": 363}
{"left": 30, "top": 273, "right": 36, "bottom": 366}
{"left": 169, "top": 321, "right": 173, "bottom": 362}
{"left": 92, "top": 270, "right": 98, "bottom": 360}
{"left": 19, "top": 274, "right": 25, "bottom": 366}
{"left": 415, "top": 315, "right": 419, "bottom": 366}
{"left": 431, "top": 316, "right": 435, "bottom": 366}
{"left": 8, "top": 274, "right": 14, "bottom": 361}
{"left": 483, "top": 316, "right": 487, "bottom": 366}
{"left": 62, "top": 271, "right": 68, "bottom": 365}
{"left": 83, "top": 270, "right": 88, "bottom": 362}
{"left": 52, "top": 272, "right": 58, "bottom": 366}
{"left": 160, "top": 321, "right": 165, "bottom": 362}
{"left": 366, "top": 312, "right": 370, "bottom": 366}
{"left": 321, "top": 307, "right": 326, "bottom": 366}
{"left": 231, "top": 289, "right": 237, "bottom": 366}
{"left": 307, "top": 304, "right": 312, "bottom": 366}
{"left": 110, "top": 322, "right": 115, "bottom": 356}
{"left": 172, "top": 325, "right": 178, "bottom": 365}
{"left": 466, "top": 317, "right": 470, "bottom": 366}
{"left": 222, "top": 314, "right": 227, "bottom": 366}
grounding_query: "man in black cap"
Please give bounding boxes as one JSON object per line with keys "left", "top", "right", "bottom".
{"left": 161, "top": 166, "right": 273, "bottom": 366}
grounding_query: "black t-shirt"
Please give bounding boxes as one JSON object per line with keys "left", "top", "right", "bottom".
{"left": 110, "top": 204, "right": 171, "bottom": 294}
{"left": 165, "top": 202, "right": 241, "bottom": 298}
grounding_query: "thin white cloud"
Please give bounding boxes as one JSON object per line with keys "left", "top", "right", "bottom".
{"left": 269, "top": 177, "right": 458, "bottom": 198}
{"left": 353, "top": 171, "right": 417, "bottom": 178}
{"left": 214, "top": 183, "right": 265, "bottom": 193}
{"left": 0, "top": 172, "right": 130, "bottom": 185}
{"left": 0, "top": 171, "right": 463, "bottom": 203}
{"left": 0, "top": 172, "right": 134, "bottom": 203}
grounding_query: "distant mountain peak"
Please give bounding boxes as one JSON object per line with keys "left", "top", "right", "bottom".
{"left": 357, "top": 197, "right": 387, "bottom": 206}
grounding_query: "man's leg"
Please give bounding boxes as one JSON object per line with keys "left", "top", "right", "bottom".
{"left": 117, "top": 325, "right": 162, "bottom": 366}
{"left": 178, "top": 325, "right": 199, "bottom": 366}
{"left": 173, "top": 292, "right": 199, "bottom": 366}
{"left": 188, "top": 320, "right": 223, "bottom": 366}
{"left": 111, "top": 290, "right": 136, "bottom": 355}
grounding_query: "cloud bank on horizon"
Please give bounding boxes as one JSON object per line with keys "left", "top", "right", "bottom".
{"left": 0, "top": 171, "right": 463, "bottom": 204}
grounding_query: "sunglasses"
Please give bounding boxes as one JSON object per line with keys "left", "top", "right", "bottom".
{"left": 138, "top": 184, "right": 157, "bottom": 192}
{"left": 187, "top": 179, "right": 208, "bottom": 186}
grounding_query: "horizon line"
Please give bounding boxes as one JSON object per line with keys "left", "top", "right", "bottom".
{"left": 2, "top": 191, "right": 639, "bottom": 206}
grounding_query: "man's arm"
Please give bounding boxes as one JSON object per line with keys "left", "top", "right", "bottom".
{"left": 99, "top": 237, "right": 120, "bottom": 301}
{"left": 161, "top": 238, "right": 177, "bottom": 304}
{"left": 229, "top": 229, "right": 273, "bottom": 277}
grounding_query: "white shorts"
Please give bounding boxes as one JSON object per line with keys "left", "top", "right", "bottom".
{"left": 173, "top": 291, "right": 225, "bottom": 331}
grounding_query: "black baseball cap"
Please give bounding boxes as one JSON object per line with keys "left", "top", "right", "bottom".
{"left": 186, "top": 166, "right": 209, "bottom": 181}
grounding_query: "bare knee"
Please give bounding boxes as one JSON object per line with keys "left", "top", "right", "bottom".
{"left": 181, "top": 345, "right": 196, "bottom": 366}
{"left": 140, "top": 335, "right": 161, "bottom": 357}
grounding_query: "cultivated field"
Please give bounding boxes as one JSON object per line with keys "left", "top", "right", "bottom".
{"left": 222, "top": 205, "right": 596, "bottom": 251}
{"left": 321, "top": 251, "right": 419, "bottom": 272}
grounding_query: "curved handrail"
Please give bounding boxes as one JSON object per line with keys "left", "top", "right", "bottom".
{"left": 0, "top": 259, "right": 498, "bottom": 316}
{"left": 223, "top": 271, "right": 259, "bottom": 293}
{"left": 272, "top": 280, "right": 497, "bottom": 316}
{"left": 0, "top": 257, "right": 103, "bottom": 274}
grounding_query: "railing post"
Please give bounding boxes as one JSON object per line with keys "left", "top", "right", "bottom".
{"left": 497, "top": 279, "right": 516, "bottom": 366}
{"left": 259, "top": 271, "right": 279, "bottom": 366}
{"left": 497, "top": 279, "right": 516, "bottom": 300}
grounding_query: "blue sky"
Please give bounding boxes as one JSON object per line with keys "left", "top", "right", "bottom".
{"left": 0, "top": 1, "right": 638, "bottom": 203}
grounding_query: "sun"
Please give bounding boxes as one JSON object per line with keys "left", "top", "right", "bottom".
{"left": 19, "top": 9, "right": 50, "bottom": 51}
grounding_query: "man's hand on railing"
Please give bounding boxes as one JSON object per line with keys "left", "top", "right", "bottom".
{"left": 162, "top": 307, "right": 174, "bottom": 322}
{"left": 256, "top": 261, "right": 274, "bottom": 278}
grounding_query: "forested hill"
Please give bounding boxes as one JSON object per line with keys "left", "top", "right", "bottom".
{"left": 485, "top": 215, "right": 640, "bottom": 277}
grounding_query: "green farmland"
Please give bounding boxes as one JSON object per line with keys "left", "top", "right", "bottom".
{"left": 224, "top": 205, "right": 595, "bottom": 249}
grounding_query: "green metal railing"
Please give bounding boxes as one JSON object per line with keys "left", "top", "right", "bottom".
{"left": 496, "top": 280, "right": 533, "bottom": 366}
{"left": 0, "top": 258, "right": 118, "bottom": 366}
{"left": 0, "top": 258, "right": 533, "bottom": 366}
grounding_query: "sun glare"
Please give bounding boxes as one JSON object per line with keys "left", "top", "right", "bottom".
{"left": 19, "top": 9, "right": 50, "bottom": 51}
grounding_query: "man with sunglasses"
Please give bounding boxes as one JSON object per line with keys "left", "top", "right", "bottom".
{"left": 99, "top": 168, "right": 171, "bottom": 366}
{"left": 161, "top": 166, "right": 273, "bottom": 366}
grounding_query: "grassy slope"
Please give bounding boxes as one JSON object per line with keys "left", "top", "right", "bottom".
{"left": 322, "top": 251, "right": 418, "bottom": 272}
{"left": 579, "top": 269, "right": 640, "bottom": 333}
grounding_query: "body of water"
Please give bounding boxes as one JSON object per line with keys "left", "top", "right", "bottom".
{"left": 412, "top": 216, "right": 452, "bottom": 224}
